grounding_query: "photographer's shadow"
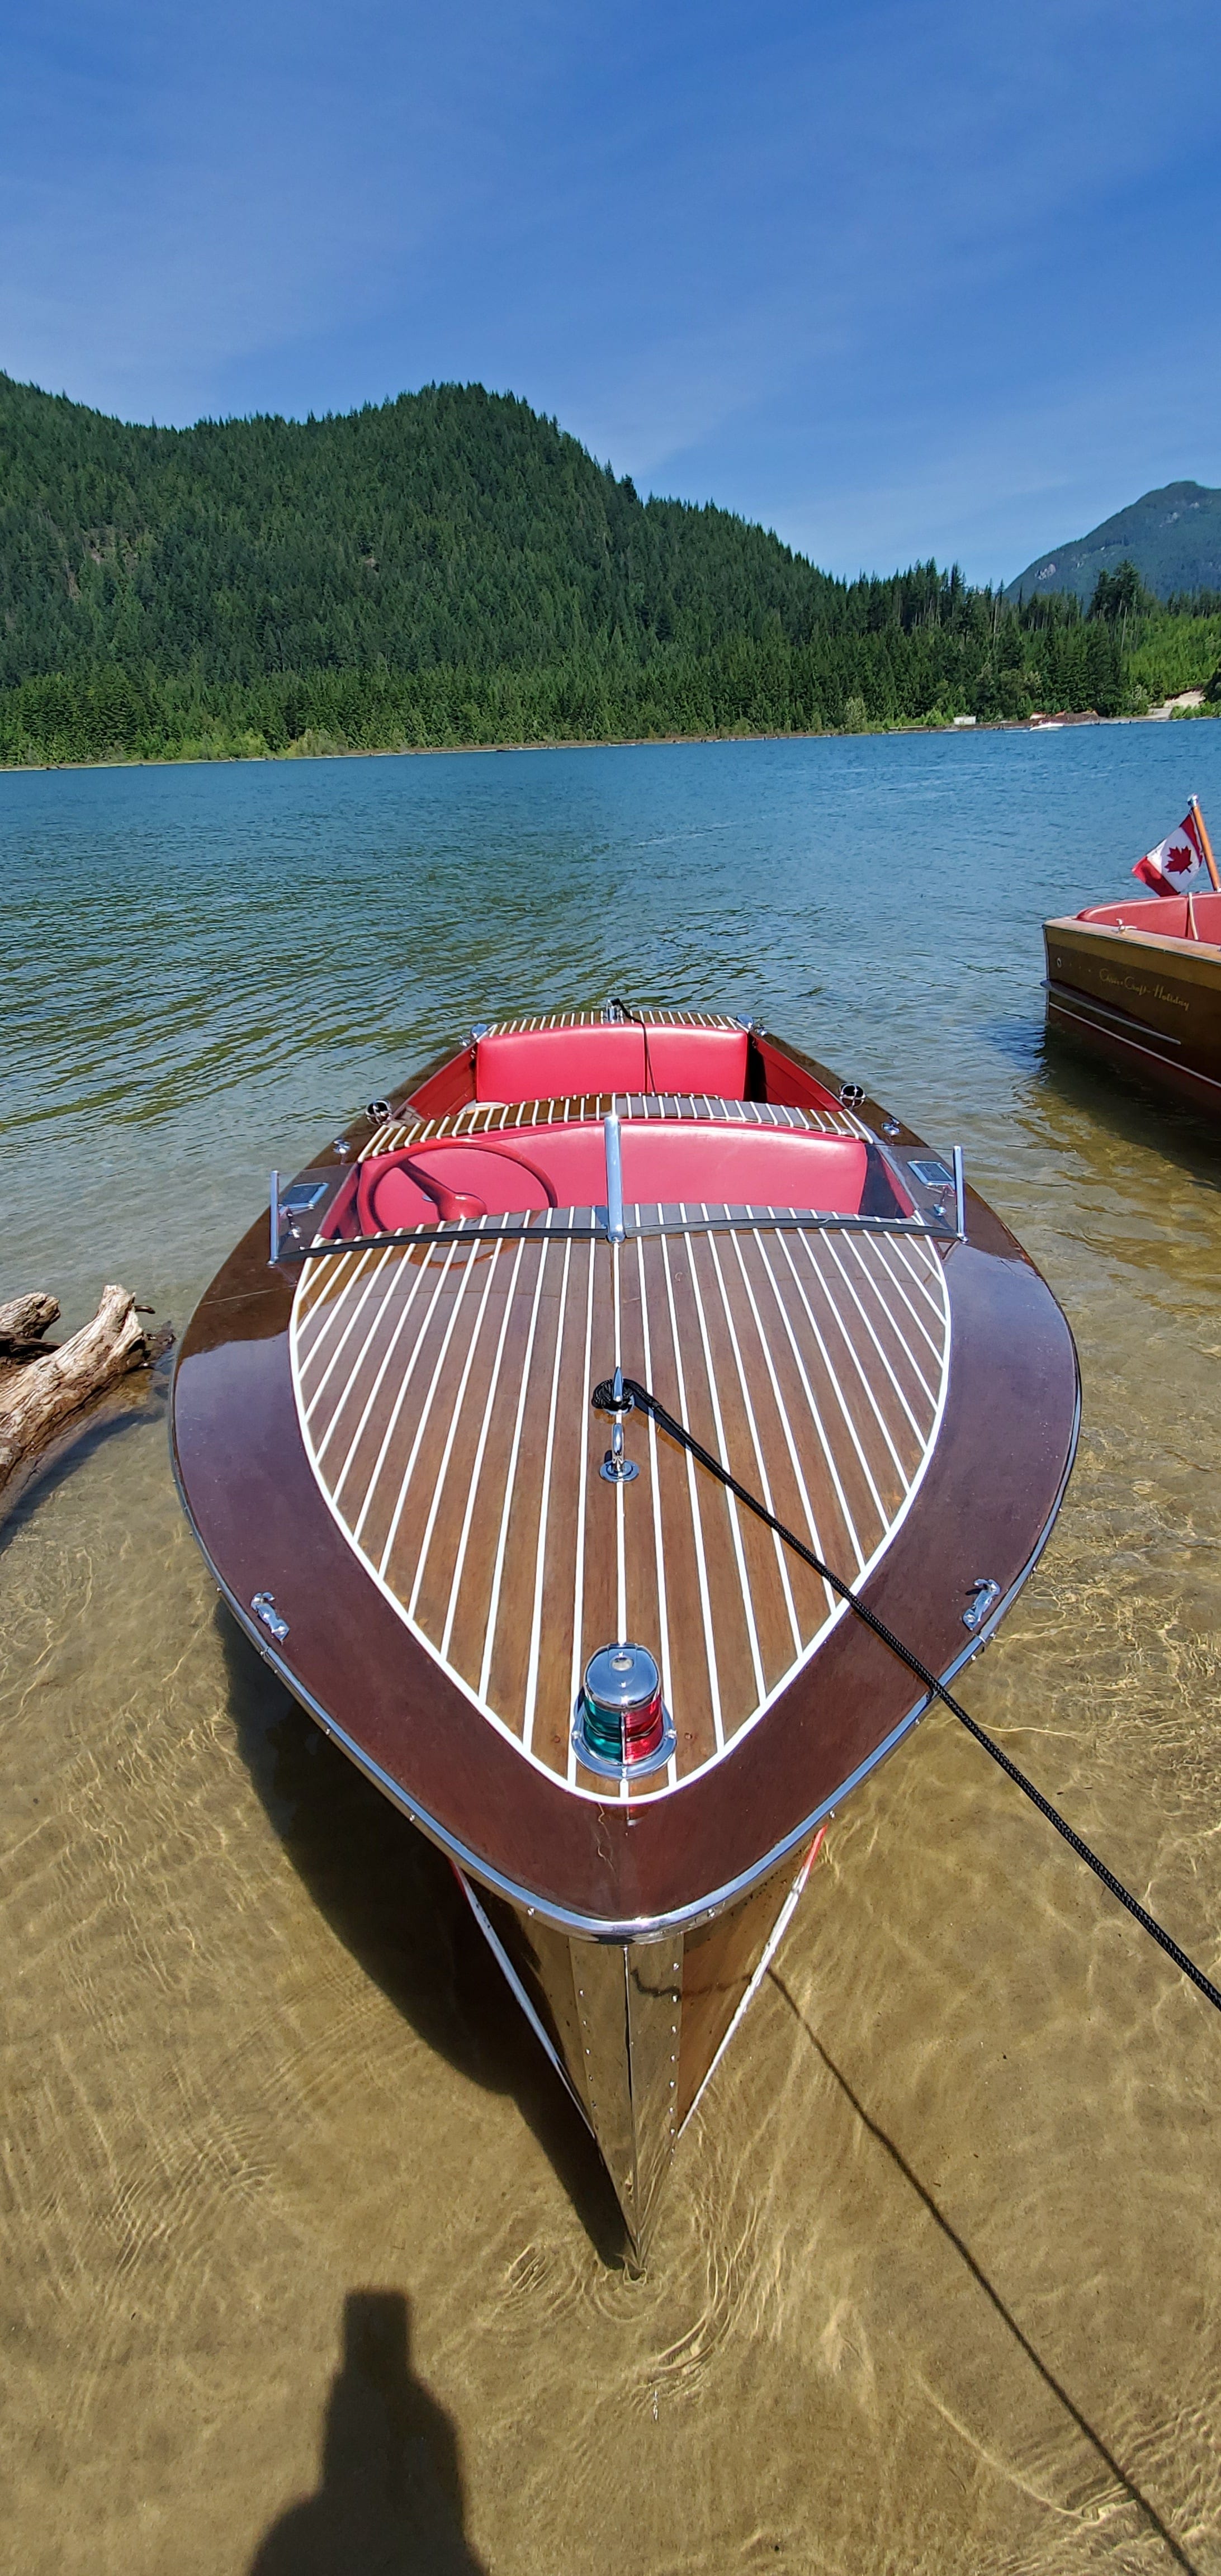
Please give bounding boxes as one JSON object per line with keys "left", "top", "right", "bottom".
{"left": 250, "top": 2290, "right": 486, "bottom": 2575}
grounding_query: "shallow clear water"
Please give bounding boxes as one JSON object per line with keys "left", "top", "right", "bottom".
{"left": 4, "top": 725, "right": 1221, "bottom": 2574}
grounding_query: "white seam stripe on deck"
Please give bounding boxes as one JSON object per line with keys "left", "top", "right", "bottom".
{"left": 567, "top": 1238, "right": 598, "bottom": 1787}
{"left": 439, "top": 1235, "right": 531, "bottom": 1657}
{"left": 726, "top": 1227, "right": 840, "bottom": 1622}
{"left": 300, "top": 1248, "right": 385, "bottom": 1410}
{"left": 523, "top": 1235, "right": 574, "bottom": 1751}
{"left": 703, "top": 1220, "right": 802, "bottom": 1661}
{"left": 772, "top": 1226, "right": 912, "bottom": 1489}
{"left": 479, "top": 1237, "right": 553, "bottom": 1703}
{"left": 686, "top": 1208, "right": 766, "bottom": 1708}
{"left": 348, "top": 1242, "right": 467, "bottom": 1546}
{"left": 370, "top": 1236, "right": 491, "bottom": 1566}
{"left": 759, "top": 1215, "right": 867, "bottom": 1575}
{"left": 757, "top": 1225, "right": 890, "bottom": 1536}
{"left": 802, "top": 1232, "right": 927, "bottom": 1445}
{"left": 329, "top": 1243, "right": 455, "bottom": 1493}
{"left": 839, "top": 1233, "right": 938, "bottom": 1408}
{"left": 851, "top": 1232, "right": 944, "bottom": 1371}
{"left": 635, "top": 1229, "right": 676, "bottom": 1788}
{"left": 400, "top": 1239, "right": 510, "bottom": 1617}
{"left": 660, "top": 1225, "right": 724, "bottom": 1747}
{"left": 888, "top": 1233, "right": 946, "bottom": 1317}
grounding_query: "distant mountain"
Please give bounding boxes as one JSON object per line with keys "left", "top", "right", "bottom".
{"left": 1006, "top": 480, "right": 1221, "bottom": 604}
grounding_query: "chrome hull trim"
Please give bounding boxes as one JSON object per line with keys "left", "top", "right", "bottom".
{"left": 680, "top": 1837, "right": 820, "bottom": 2139}
{"left": 453, "top": 1868, "right": 591, "bottom": 2127}
{"left": 1043, "top": 976, "right": 1185, "bottom": 1049}
{"left": 1047, "top": 987, "right": 1221, "bottom": 1098}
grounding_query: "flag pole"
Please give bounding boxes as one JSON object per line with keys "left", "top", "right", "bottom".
{"left": 1190, "top": 795, "right": 1220, "bottom": 892}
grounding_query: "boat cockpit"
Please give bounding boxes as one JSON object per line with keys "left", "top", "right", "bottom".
{"left": 295, "top": 1012, "right": 954, "bottom": 1247}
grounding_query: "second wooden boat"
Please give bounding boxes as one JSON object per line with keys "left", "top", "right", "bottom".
{"left": 171, "top": 1007, "right": 1079, "bottom": 2255}
{"left": 1044, "top": 890, "right": 1221, "bottom": 1115}
{"left": 1044, "top": 794, "right": 1221, "bottom": 1114}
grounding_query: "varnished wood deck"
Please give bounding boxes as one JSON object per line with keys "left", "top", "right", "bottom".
{"left": 291, "top": 1192, "right": 950, "bottom": 1801}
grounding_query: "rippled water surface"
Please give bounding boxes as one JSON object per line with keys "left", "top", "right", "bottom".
{"left": 4, "top": 726, "right": 1221, "bottom": 2574}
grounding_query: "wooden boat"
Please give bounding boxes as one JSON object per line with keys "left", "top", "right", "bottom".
{"left": 1044, "top": 891, "right": 1221, "bottom": 1115}
{"left": 171, "top": 1007, "right": 1079, "bottom": 2255}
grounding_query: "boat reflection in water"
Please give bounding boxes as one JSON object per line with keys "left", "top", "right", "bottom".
{"left": 171, "top": 1006, "right": 1078, "bottom": 2257}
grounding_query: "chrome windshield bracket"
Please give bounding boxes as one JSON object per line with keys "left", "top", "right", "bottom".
{"left": 603, "top": 1111, "right": 626, "bottom": 1243}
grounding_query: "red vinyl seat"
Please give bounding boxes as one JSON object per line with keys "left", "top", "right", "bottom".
{"left": 474, "top": 1022, "right": 751, "bottom": 1104}
{"left": 356, "top": 1123, "right": 873, "bottom": 1230}
{"left": 476, "top": 1025, "right": 645, "bottom": 1102}
{"left": 620, "top": 1124, "right": 868, "bottom": 1211}
{"left": 639, "top": 1026, "right": 750, "bottom": 1095}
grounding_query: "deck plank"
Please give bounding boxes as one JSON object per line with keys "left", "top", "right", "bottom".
{"left": 294, "top": 1177, "right": 950, "bottom": 1795}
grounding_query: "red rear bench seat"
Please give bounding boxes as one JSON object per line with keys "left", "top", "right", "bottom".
{"left": 474, "top": 1024, "right": 750, "bottom": 1104}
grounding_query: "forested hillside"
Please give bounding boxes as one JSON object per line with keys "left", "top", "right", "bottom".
{"left": 1, "top": 374, "right": 1217, "bottom": 763}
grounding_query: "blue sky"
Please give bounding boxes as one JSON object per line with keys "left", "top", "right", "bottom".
{"left": 2, "top": 0, "right": 1218, "bottom": 585}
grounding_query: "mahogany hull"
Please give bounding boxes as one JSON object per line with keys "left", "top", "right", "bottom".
{"left": 1044, "top": 912, "right": 1221, "bottom": 1115}
{"left": 171, "top": 1014, "right": 1080, "bottom": 2252}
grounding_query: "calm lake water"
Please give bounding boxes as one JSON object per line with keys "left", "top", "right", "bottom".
{"left": 4, "top": 723, "right": 1221, "bottom": 2574}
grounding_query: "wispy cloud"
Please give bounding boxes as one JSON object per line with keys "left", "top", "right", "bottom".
{"left": 1, "top": 0, "right": 1217, "bottom": 578}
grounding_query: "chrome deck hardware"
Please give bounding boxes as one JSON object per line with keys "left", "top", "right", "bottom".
{"left": 251, "top": 1591, "right": 290, "bottom": 1643}
{"left": 839, "top": 1081, "right": 865, "bottom": 1106}
{"left": 603, "top": 1111, "right": 626, "bottom": 1245}
{"left": 599, "top": 1365, "right": 639, "bottom": 1482}
{"left": 963, "top": 1578, "right": 1001, "bottom": 1632}
{"left": 953, "top": 1145, "right": 966, "bottom": 1240}
{"left": 270, "top": 1175, "right": 327, "bottom": 1263}
{"left": 366, "top": 1098, "right": 391, "bottom": 1123}
{"left": 910, "top": 1149, "right": 966, "bottom": 1237}
{"left": 572, "top": 1642, "right": 675, "bottom": 1777}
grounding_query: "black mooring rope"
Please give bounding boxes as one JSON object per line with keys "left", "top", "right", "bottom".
{"left": 593, "top": 1372, "right": 1221, "bottom": 2020}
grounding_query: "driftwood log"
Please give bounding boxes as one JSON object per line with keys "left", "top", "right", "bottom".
{"left": 0, "top": 1284, "right": 166, "bottom": 1497}
{"left": 0, "top": 1291, "right": 61, "bottom": 1356}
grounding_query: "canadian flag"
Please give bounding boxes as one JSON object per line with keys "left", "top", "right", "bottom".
{"left": 1132, "top": 806, "right": 1209, "bottom": 895}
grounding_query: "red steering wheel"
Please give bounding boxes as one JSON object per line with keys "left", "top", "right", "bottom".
{"left": 361, "top": 1142, "right": 559, "bottom": 1231}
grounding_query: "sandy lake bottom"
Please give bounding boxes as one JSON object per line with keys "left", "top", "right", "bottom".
{"left": 4, "top": 724, "right": 1221, "bottom": 2573}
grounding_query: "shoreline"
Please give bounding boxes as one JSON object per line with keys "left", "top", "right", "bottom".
{"left": 6, "top": 707, "right": 1213, "bottom": 779}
